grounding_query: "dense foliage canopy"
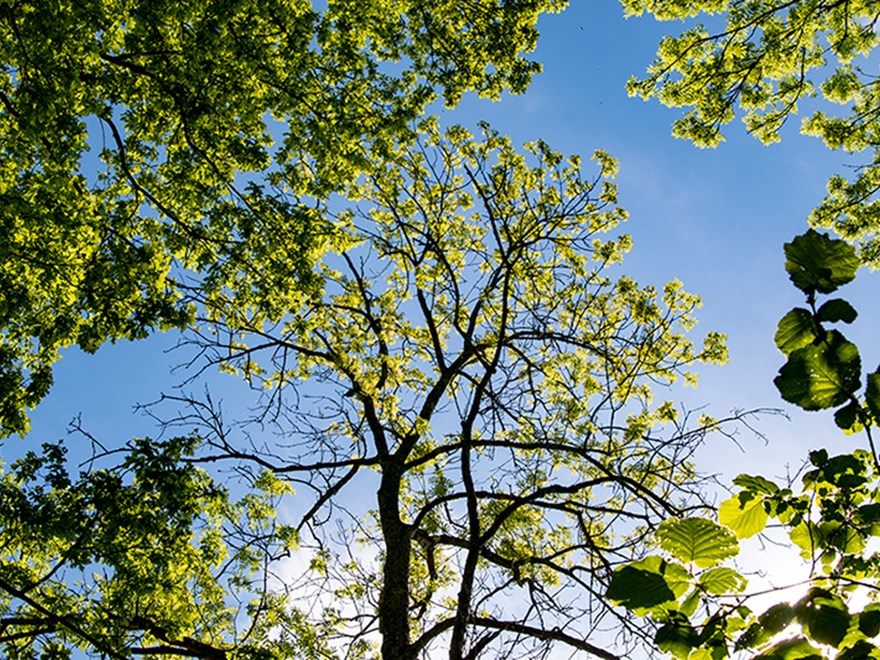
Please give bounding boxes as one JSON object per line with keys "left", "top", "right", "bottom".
{"left": 0, "top": 0, "right": 562, "bottom": 435}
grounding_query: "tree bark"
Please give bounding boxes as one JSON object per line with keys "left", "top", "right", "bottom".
{"left": 378, "top": 461, "right": 413, "bottom": 660}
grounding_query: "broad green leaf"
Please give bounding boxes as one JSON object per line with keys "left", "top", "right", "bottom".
{"left": 775, "top": 308, "right": 817, "bottom": 356}
{"left": 835, "top": 401, "right": 862, "bottom": 431}
{"left": 737, "top": 603, "right": 796, "bottom": 651}
{"left": 866, "top": 370, "right": 880, "bottom": 424}
{"left": 732, "top": 474, "right": 780, "bottom": 496}
{"left": 774, "top": 330, "right": 861, "bottom": 411}
{"left": 656, "top": 616, "right": 698, "bottom": 659}
{"left": 858, "top": 604, "right": 880, "bottom": 637}
{"left": 761, "top": 603, "right": 797, "bottom": 635}
{"left": 680, "top": 587, "right": 701, "bottom": 617}
{"left": 829, "top": 525, "right": 866, "bottom": 555}
{"left": 810, "top": 449, "right": 829, "bottom": 467}
{"left": 784, "top": 230, "right": 860, "bottom": 294}
{"left": 719, "top": 493, "right": 768, "bottom": 539}
{"left": 855, "top": 503, "right": 880, "bottom": 526}
{"left": 790, "top": 522, "right": 821, "bottom": 555}
{"left": 699, "top": 567, "right": 747, "bottom": 595}
{"left": 839, "top": 640, "right": 880, "bottom": 660}
{"left": 753, "top": 636, "right": 823, "bottom": 659}
{"left": 606, "top": 557, "right": 678, "bottom": 611}
{"left": 657, "top": 517, "right": 739, "bottom": 568}
{"left": 807, "top": 607, "right": 851, "bottom": 649}
{"left": 817, "top": 299, "right": 858, "bottom": 324}
{"left": 792, "top": 520, "right": 865, "bottom": 556}
{"left": 795, "top": 590, "right": 851, "bottom": 648}
{"left": 698, "top": 613, "right": 729, "bottom": 647}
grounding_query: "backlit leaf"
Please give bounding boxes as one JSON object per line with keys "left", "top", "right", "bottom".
{"left": 858, "top": 604, "right": 880, "bottom": 637}
{"left": 719, "top": 493, "right": 768, "bottom": 539}
{"left": 839, "top": 641, "right": 880, "bottom": 660}
{"left": 795, "top": 590, "right": 850, "bottom": 648}
{"left": 732, "top": 474, "right": 780, "bottom": 496}
{"left": 699, "top": 567, "right": 747, "bottom": 595}
{"left": 784, "top": 230, "right": 860, "bottom": 294}
{"left": 606, "top": 557, "right": 678, "bottom": 611}
{"left": 774, "top": 330, "right": 861, "bottom": 411}
{"left": 737, "top": 603, "right": 796, "bottom": 651}
{"left": 817, "top": 299, "right": 857, "bottom": 324}
{"left": 655, "top": 615, "right": 698, "bottom": 659}
{"left": 790, "top": 522, "right": 820, "bottom": 555}
{"left": 834, "top": 400, "right": 862, "bottom": 431}
{"left": 866, "top": 370, "right": 880, "bottom": 423}
{"left": 753, "top": 636, "right": 823, "bottom": 659}
{"left": 775, "top": 308, "right": 817, "bottom": 356}
{"left": 657, "top": 517, "right": 738, "bottom": 568}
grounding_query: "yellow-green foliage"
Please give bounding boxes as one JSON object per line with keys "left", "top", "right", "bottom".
{"left": 627, "top": 0, "right": 880, "bottom": 266}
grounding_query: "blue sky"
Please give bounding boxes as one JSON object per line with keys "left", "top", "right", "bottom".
{"left": 446, "top": 3, "right": 880, "bottom": 480}
{"left": 26, "top": 3, "right": 877, "bottom": 481}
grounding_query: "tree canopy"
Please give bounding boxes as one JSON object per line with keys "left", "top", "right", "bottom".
{"left": 4, "top": 0, "right": 879, "bottom": 658}
{"left": 0, "top": 0, "right": 562, "bottom": 436}
{"left": 624, "top": 0, "right": 880, "bottom": 267}
{"left": 0, "top": 120, "right": 731, "bottom": 658}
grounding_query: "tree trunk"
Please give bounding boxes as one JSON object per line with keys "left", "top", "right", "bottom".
{"left": 378, "top": 462, "right": 413, "bottom": 660}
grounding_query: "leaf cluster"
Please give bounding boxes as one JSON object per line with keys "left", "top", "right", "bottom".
{"left": 773, "top": 231, "right": 880, "bottom": 439}
{"left": 0, "top": 436, "right": 320, "bottom": 659}
{"left": 610, "top": 446, "right": 880, "bottom": 659}
{"left": 0, "top": 0, "right": 563, "bottom": 436}
{"left": 609, "top": 231, "right": 880, "bottom": 659}
{"left": 625, "top": 0, "right": 880, "bottom": 267}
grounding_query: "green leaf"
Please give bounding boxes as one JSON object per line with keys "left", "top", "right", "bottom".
{"left": 791, "top": 520, "right": 867, "bottom": 557}
{"left": 795, "top": 590, "right": 851, "bottom": 648}
{"left": 753, "top": 636, "right": 823, "bottom": 659}
{"left": 858, "top": 603, "right": 880, "bottom": 637}
{"left": 606, "top": 557, "right": 678, "bottom": 611}
{"left": 839, "top": 640, "right": 879, "bottom": 660}
{"left": 657, "top": 517, "right": 739, "bottom": 568}
{"left": 697, "top": 613, "right": 729, "bottom": 647}
{"left": 835, "top": 400, "right": 862, "bottom": 431}
{"left": 817, "top": 299, "right": 858, "bottom": 324}
{"left": 736, "top": 603, "right": 796, "bottom": 651}
{"left": 775, "top": 308, "right": 817, "bottom": 356}
{"left": 761, "top": 603, "right": 797, "bottom": 634}
{"left": 732, "top": 474, "right": 780, "bottom": 496}
{"left": 855, "top": 503, "right": 880, "bottom": 526}
{"left": 784, "top": 230, "right": 860, "bottom": 294}
{"left": 790, "top": 522, "right": 821, "bottom": 555}
{"left": 719, "top": 493, "right": 768, "bottom": 539}
{"left": 774, "top": 330, "right": 861, "bottom": 411}
{"left": 866, "top": 370, "right": 880, "bottom": 424}
{"left": 680, "top": 587, "right": 701, "bottom": 617}
{"left": 655, "top": 615, "right": 698, "bottom": 659}
{"left": 699, "top": 567, "right": 747, "bottom": 595}
{"left": 810, "top": 449, "right": 829, "bottom": 467}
